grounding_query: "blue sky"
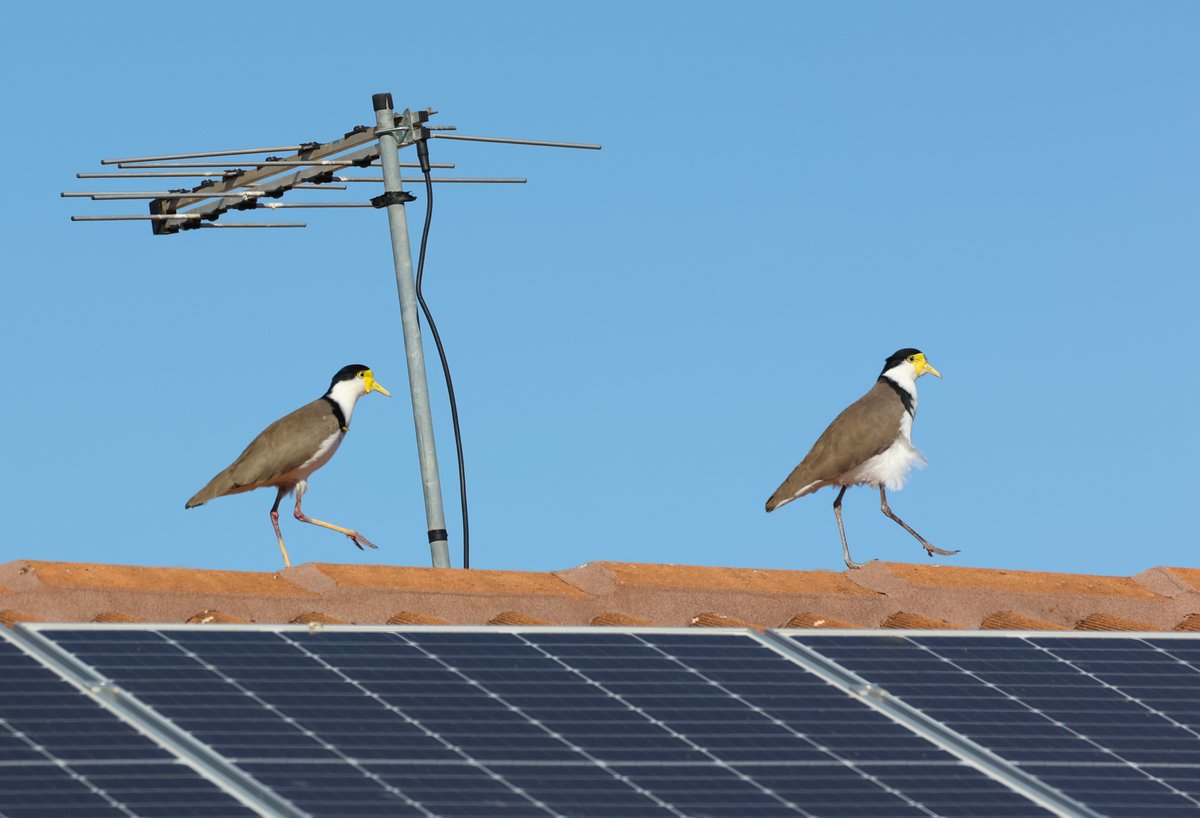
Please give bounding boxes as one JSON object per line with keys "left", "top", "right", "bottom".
{"left": 3, "top": 2, "right": 1196, "bottom": 577}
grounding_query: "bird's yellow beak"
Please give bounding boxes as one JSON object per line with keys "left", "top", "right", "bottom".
{"left": 913, "top": 353, "right": 942, "bottom": 379}
{"left": 364, "top": 370, "right": 392, "bottom": 397}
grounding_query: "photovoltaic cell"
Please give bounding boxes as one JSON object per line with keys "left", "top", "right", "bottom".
{"left": 787, "top": 633, "right": 1200, "bottom": 818}
{"left": 30, "top": 627, "right": 1057, "bottom": 818}
{"left": 0, "top": 632, "right": 256, "bottom": 818}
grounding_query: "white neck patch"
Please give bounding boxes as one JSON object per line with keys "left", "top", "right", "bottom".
{"left": 326, "top": 377, "right": 367, "bottom": 428}
{"left": 881, "top": 360, "right": 920, "bottom": 413}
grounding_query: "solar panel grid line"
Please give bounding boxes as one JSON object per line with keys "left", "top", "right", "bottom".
{"left": 0, "top": 627, "right": 274, "bottom": 818}
{"left": 0, "top": 719, "right": 140, "bottom": 818}
{"left": 629, "top": 634, "right": 935, "bottom": 817}
{"left": 514, "top": 629, "right": 1048, "bottom": 817}
{"left": 1027, "top": 637, "right": 1200, "bottom": 809}
{"left": 7, "top": 625, "right": 302, "bottom": 818}
{"left": 154, "top": 630, "right": 445, "bottom": 818}
{"left": 765, "top": 630, "right": 1103, "bottom": 818}
{"left": 511, "top": 631, "right": 819, "bottom": 818}
{"left": 273, "top": 630, "right": 563, "bottom": 818}
{"left": 146, "top": 628, "right": 685, "bottom": 817}
{"left": 783, "top": 631, "right": 1200, "bottom": 818}
{"left": 392, "top": 631, "right": 690, "bottom": 818}
{"left": 1022, "top": 638, "right": 1200, "bottom": 810}
{"left": 939, "top": 636, "right": 1200, "bottom": 806}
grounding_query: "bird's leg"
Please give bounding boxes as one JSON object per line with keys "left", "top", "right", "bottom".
{"left": 293, "top": 488, "right": 378, "bottom": 551}
{"left": 270, "top": 488, "right": 292, "bottom": 569}
{"left": 833, "top": 486, "right": 863, "bottom": 570}
{"left": 879, "top": 486, "right": 959, "bottom": 558}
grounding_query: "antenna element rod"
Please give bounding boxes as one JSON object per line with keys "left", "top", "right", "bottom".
{"left": 102, "top": 145, "right": 323, "bottom": 164}
{"left": 432, "top": 133, "right": 602, "bottom": 150}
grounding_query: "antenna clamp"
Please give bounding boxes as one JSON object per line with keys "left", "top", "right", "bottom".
{"left": 370, "top": 190, "right": 416, "bottom": 208}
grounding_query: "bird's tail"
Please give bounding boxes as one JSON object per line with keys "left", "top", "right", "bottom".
{"left": 184, "top": 470, "right": 235, "bottom": 509}
{"left": 765, "top": 469, "right": 823, "bottom": 513}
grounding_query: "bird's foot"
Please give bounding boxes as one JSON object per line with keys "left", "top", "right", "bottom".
{"left": 347, "top": 532, "right": 379, "bottom": 551}
{"left": 923, "top": 543, "right": 959, "bottom": 558}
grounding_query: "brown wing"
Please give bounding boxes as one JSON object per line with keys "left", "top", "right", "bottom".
{"left": 185, "top": 399, "right": 341, "bottom": 507}
{"left": 765, "top": 382, "right": 906, "bottom": 511}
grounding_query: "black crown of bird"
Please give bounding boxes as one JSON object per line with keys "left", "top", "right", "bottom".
{"left": 765, "top": 348, "right": 958, "bottom": 569}
{"left": 185, "top": 364, "right": 391, "bottom": 569}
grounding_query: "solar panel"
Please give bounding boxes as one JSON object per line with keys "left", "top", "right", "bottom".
{"left": 784, "top": 632, "right": 1200, "bottom": 818}
{"left": 22, "top": 626, "right": 1061, "bottom": 818}
{"left": 0, "top": 629, "right": 258, "bottom": 818}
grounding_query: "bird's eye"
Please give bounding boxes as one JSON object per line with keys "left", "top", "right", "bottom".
{"left": 357, "top": 371, "right": 366, "bottom": 378}
{"left": 907, "top": 355, "right": 915, "bottom": 363}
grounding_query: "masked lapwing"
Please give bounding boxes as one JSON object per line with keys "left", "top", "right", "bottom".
{"left": 765, "top": 348, "right": 956, "bottom": 569}
{"left": 185, "top": 364, "right": 391, "bottom": 568}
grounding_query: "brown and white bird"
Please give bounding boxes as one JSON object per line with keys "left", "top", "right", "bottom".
{"left": 765, "top": 348, "right": 956, "bottom": 569}
{"left": 186, "top": 365, "right": 391, "bottom": 568}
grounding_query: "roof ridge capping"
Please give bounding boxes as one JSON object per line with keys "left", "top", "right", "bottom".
{"left": 857, "top": 561, "right": 1169, "bottom": 599}
{"left": 556, "top": 561, "right": 877, "bottom": 596}
{"left": 1, "top": 560, "right": 314, "bottom": 597}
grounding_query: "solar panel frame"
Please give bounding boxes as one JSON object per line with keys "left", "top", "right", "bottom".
{"left": 13, "top": 623, "right": 1075, "bottom": 818}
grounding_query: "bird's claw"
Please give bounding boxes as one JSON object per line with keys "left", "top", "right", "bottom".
{"left": 347, "top": 533, "right": 379, "bottom": 551}
{"left": 924, "top": 544, "right": 959, "bottom": 558}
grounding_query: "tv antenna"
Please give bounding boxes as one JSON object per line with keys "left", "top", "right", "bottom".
{"left": 63, "top": 92, "right": 600, "bottom": 570}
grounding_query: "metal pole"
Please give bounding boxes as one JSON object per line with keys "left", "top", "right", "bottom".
{"left": 373, "top": 92, "right": 452, "bottom": 569}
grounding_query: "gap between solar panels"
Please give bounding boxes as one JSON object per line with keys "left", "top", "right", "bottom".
{"left": 7, "top": 623, "right": 1162, "bottom": 818}
{"left": 62, "top": 93, "right": 600, "bottom": 573}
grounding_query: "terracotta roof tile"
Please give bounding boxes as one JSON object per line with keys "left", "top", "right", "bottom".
{"left": 575, "top": 562, "right": 875, "bottom": 596}
{"left": 1154, "top": 567, "right": 1200, "bottom": 592}
{"left": 185, "top": 610, "right": 248, "bottom": 625}
{"left": 781, "top": 612, "right": 859, "bottom": 629}
{"left": 489, "top": 611, "right": 550, "bottom": 626}
{"left": 591, "top": 611, "right": 656, "bottom": 627}
{"left": 91, "top": 612, "right": 142, "bottom": 623}
{"left": 980, "top": 611, "right": 1068, "bottom": 631}
{"left": 0, "top": 609, "right": 36, "bottom": 628}
{"left": 1174, "top": 614, "right": 1200, "bottom": 632}
{"left": 690, "top": 612, "right": 763, "bottom": 630}
{"left": 387, "top": 611, "right": 452, "bottom": 626}
{"left": 882, "top": 611, "right": 958, "bottom": 630}
{"left": 1074, "top": 613, "right": 1159, "bottom": 631}
{"left": 868, "top": 562, "right": 1162, "bottom": 600}
{"left": 17, "top": 561, "right": 311, "bottom": 596}
{"left": 306, "top": 563, "right": 587, "bottom": 597}
{"left": 290, "top": 612, "right": 348, "bottom": 625}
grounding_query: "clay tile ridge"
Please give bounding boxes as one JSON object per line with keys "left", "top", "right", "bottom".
{"left": 690, "top": 612, "right": 764, "bottom": 631}
{"left": 0, "top": 558, "right": 1196, "bottom": 630}
{"left": 783, "top": 612, "right": 860, "bottom": 630}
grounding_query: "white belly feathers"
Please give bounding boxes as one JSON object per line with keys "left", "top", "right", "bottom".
{"left": 837, "top": 410, "right": 926, "bottom": 490}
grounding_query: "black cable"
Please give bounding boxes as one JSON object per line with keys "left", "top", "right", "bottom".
{"left": 414, "top": 138, "right": 470, "bottom": 569}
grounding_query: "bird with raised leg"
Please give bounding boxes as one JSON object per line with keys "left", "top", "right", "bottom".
{"left": 186, "top": 365, "right": 391, "bottom": 568}
{"left": 765, "top": 348, "right": 957, "bottom": 569}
